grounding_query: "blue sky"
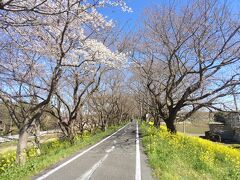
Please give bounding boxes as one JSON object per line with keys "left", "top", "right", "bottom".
{"left": 100, "top": 0, "right": 169, "bottom": 30}
{"left": 100, "top": 0, "right": 240, "bottom": 110}
{"left": 100, "top": 0, "right": 240, "bottom": 31}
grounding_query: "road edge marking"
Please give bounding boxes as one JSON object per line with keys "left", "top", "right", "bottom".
{"left": 78, "top": 153, "right": 109, "bottom": 180}
{"left": 135, "top": 121, "right": 141, "bottom": 180}
{"left": 36, "top": 123, "right": 129, "bottom": 180}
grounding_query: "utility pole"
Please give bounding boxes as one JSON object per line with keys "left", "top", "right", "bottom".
{"left": 233, "top": 92, "right": 238, "bottom": 112}
{"left": 231, "top": 82, "right": 239, "bottom": 112}
{"left": 183, "top": 120, "right": 186, "bottom": 133}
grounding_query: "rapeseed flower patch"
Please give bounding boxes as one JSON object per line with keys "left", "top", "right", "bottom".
{"left": 0, "top": 152, "right": 16, "bottom": 173}
{"left": 141, "top": 122, "right": 240, "bottom": 179}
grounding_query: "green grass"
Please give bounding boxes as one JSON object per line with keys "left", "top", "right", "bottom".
{"left": 0, "top": 140, "right": 18, "bottom": 149}
{"left": 0, "top": 134, "right": 59, "bottom": 154}
{"left": 176, "top": 122, "right": 209, "bottom": 134}
{"left": 0, "top": 125, "right": 123, "bottom": 180}
{"left": 141, "top": 123, "right": 240, "bottom": 180}
{"left": 230, "top": 144, "right": 240, "bottom": 150}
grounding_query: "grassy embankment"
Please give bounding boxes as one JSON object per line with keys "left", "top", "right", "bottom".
{"left": 0, "top": 134, "right": 59, "bottom": 154}
{"left": 0, "top": 125, "right": 124, "bottom": 180}
{"left": 176, "top": 122, "right": 209, "bottom": 134}
{"left": 141, "top": 122, "right": 240, "bottom": 180}
{"left": 176, "top": 111, "right": 210, "bottom": 134}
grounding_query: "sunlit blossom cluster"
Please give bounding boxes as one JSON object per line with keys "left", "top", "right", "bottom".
{"left": 99, "top": 0, "right": 132, "bottom": 12}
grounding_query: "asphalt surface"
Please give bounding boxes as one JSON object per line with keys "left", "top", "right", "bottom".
{"left": 35, "top": 121, "right": 152, "bottom": 180}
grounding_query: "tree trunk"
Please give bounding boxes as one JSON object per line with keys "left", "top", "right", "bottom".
{"left": 16, "top": 126, "right": 28, "bottom": 165}
{"left": 101, "top": 121, "right": 104, "bottom": 131}
{"left": 79, "top": 123, "right": 84, "bottom": 136}
{"left": 154, "top": 119, "right": 160, "bottom": 128}
{"left": 104, "top": 122, "right": 108, "bottom": 131}
{"left": 78, "top": 118, "right": 84, "bottom": 136}
{"left": 153, "top": 114, "right": 160, "bottom": 128}
{"left": 58, "top": 121, "right": 68, "bottom": 137}
{"left": 33, "top": 120, "right": 41, "bottom": 156}
{"left": 67, "top": 122, "right": 75, "bottom": 144}
{"left": 165, "top": 119, "right": 177, "bottom": 133}
{"left": 103, "top": 119, "right": 108, "bottom": 131}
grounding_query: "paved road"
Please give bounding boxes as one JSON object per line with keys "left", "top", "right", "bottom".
{"left": 35, "top": 121, "right": 152, "bottom": 180}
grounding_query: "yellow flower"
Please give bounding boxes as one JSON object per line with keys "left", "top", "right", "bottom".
{"left": 148, "top": 121, "right": 154, "bottom": 126}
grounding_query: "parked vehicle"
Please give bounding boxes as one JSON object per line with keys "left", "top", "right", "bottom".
{"left": 205, "top": 112, "right": 240, "bottom": 143}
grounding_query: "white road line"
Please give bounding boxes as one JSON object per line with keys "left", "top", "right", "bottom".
{"left": 105, "top": 145, "right": 115, "bottom": 153}
{"left": 78, "top": 146, "right": 115, "bottom": 180}
{"left": 36, "top": 123, "right": 129, "bottom": 180}
{"left": 78, "top": 154, "right": 109, "bottom": 180}
{"left": 135, "top": 122, "right": 141, "bottom": 180}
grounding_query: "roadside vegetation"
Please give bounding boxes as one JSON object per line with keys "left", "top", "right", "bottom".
{"left": 1, "top": 0, "right": 240, "bottom": 179}
{"left": 0, "top": 134, "right": 59, "bottom": 154}
{"left": 141, "top": 122, "right": 240, "bottom": 180}
{"left": 0, "top": 125, "right": 122, "bottom": 180}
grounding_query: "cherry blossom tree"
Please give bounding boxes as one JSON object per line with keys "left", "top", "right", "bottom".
{"left": 0, "top": 0, "right": 129, "bottom": 164}
{"left": 129, "top": 0, "right": 240, "bottom": 132}
{"left": 88, "top": 71, "right": 134, "bottom": 131}
{"left": 48, "top": 34, "right": 126, "bottom": 143}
